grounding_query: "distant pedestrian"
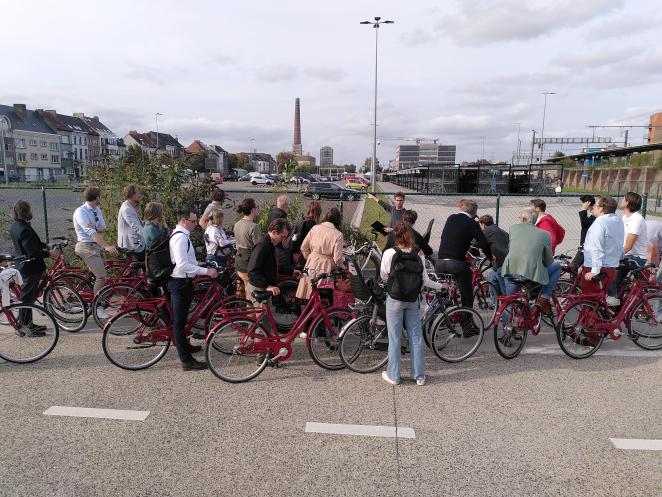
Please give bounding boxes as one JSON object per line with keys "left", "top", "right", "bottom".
{"left": 199, "top": 189, "right": 226, "bottom": 230}
{"left": 10, "top": 200, "right": 60, "bottom": 335}
{"left": 117, "top": 184, "right": 145, "bottom": 258}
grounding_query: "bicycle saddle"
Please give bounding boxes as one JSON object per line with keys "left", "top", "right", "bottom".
{"left": 252, "top": 290, "right": 273, "bottom": 303}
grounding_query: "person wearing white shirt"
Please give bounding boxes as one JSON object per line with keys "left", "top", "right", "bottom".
{"left": 608, "top": 192, "right": 648, "bottom": 305}
{"left": 72, "top": 187, "right": 119, "bottom": 315}
{"left": 204, "top": 210, "right": 235, "bottom": 268}
{"left": 167, "top": 208, "right": 218, "bottom": 371}
{"left": 117, "top": 184, "right": 145, "bottom": 256}
{"left": 646, "top": 219, "right": 662, "bottom": 286}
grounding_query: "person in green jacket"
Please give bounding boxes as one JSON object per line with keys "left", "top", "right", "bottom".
{"left": 501, "top": 206, "right": 561, "bottom": 316}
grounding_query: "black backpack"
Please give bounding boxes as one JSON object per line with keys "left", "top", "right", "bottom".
{"left": 146, "top": 231, "right": 189, "bottom": 282}
{"left": 386, "top": 248, "right": 423, "bottom": 302}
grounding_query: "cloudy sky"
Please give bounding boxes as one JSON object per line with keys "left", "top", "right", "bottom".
{"left": 2, "top": 0, "right": 660, "bottom": 166}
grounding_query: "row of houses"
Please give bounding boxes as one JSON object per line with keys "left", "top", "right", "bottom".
{"left": 0, "top": 103, "right": 278, "bottom": 182}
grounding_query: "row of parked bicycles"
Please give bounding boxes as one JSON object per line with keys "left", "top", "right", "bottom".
{"left": 1, "top": 234, "right": 661, "bottom": 385}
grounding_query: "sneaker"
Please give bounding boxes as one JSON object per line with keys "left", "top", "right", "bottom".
{"left": 416, "top": 376, "right": 426, "bottom": 386}
{"left": 23, "top": 327, "right": 46, "bottom": 337}
{"left": 96, "top": 307, "right": 110, "bottom": 320}
{"left": 605, "top": 296, "right": 620, "bottom": 307}
{"left": 299, "top": 332, "right": 307, "bottom": 339}
{"left": 382, "top": 371, "right": 400, "bottom": 386}
{"left": 28, "top": 323, "right": 47, "bottom": 332}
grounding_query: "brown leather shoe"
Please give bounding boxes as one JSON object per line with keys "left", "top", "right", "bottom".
{"left": 536, "top": 297, "right": 552, "bottom": 318}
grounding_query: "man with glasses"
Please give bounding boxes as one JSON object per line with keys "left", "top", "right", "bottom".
{"left": 73, "top": 186, "right": 119, "bottom": 320}
{"left": 367, "top": 191, "right": 406, "bottom": 233}
{"left": 168, "top": 208, "right": 218, "bottom": 371}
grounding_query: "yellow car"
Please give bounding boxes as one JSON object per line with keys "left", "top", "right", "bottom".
{"left": 345, "top": 180, "right": 367, "bottom": 191}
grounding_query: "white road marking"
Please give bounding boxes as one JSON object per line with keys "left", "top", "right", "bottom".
{"left": 305, "top": 422, "right": 415, "bottom": 439}
{"left": 523, "top": 347, "right": 661, "bottom": 358}
{"left": 43, "top": 406, "right": 150, "bottom": 421}
{"left": 609, "top": 438, "right": 662, "bottom": 451}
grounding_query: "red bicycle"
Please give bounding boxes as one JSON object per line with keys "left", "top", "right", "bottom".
{"left": 204, "top": 269, "right": 352, "bottom": 383}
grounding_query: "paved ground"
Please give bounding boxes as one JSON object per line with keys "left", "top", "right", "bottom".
{"left": 1, "top": 317, "right": 660, "bottom": 497}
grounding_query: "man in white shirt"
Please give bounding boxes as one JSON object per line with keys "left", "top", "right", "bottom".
{"left": 608, "top": 192, "right": 648, "bottom": 305}
{"left": 117, "top": 184, "right": 145, "bottom": 257}
{"left": 167, "top": 208, "right": 218, "bottom": 371}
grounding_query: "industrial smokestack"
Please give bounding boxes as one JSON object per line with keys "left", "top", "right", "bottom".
{"left": 293, "top": 98, "right": 302, "bottom": 155}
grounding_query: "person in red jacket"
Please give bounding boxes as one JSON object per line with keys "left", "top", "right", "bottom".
{"left": 530, "top": 199, "right": 565, "bottom": 254}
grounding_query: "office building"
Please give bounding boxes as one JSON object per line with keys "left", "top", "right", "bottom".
{"left": 394, "top": 143, "right": 456, "bottom": 170}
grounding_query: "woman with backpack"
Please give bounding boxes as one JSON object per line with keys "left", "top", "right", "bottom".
{"left": 380, "top": 222, "right": 443, "bottom": 387}
{"left": 295, "top": 207, "right": 344, "bottom": 300}
{"left": 291, "top": 201, "right": 322, "bottom": 265}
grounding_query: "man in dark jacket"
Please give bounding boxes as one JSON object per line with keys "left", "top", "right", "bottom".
{"left": 479, "top": 214, "right": 509, "bottom": 301}
{"left": 571, "top": 195, "right": 595, "bottom": 268}
{"left": 266, "top": 195, "right": 292, "bottom": 274}
{"left": 10, "top": 200, "right": 59, "bottom": 335}
{"left": 436, "top": 199, "right": 493, "bottom": 316}
{"left": 384, "top": 210, "right": 433, "bottom": 256}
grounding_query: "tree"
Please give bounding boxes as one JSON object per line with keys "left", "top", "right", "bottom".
{"left": 552, "top": 151, "right": 565, "bottom": 158}
{"left": 227, "top": 153, "right": 238, "bottom": 171}
{"left": 362, "top": 157, "right": 382, "bottom": 174}
{"left": 343, "top": 163, "right": 357, "bottom": 173}
{"left": 235, "top": 153, "right": 254, "bottom": 172}
{"left": 276, "top": 151, "right": 297, "bottom": 174}
{"left": 184, "top": 151, "right": 207, "bottom": 173}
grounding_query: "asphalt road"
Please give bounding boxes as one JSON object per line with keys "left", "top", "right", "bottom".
{"left": 1, "top": 319, "right": 660, "bottom": 497}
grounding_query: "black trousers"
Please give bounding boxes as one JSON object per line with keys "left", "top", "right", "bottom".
{"left": 167, "top": 277, "right": 193, "bottom": 363}
{"left": 19, "top": 270, "right": 44, "bottom": 325}
{"left": 435, "top": 259, "right": 473, "bottom": 308}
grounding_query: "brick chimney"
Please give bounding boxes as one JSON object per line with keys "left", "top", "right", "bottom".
{"left": 13, "top": 104, "right": 27, "bottom": 120}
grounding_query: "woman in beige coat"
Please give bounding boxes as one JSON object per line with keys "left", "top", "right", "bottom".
{"left": 295, "top": 208, "right": 344, "bottom": 299}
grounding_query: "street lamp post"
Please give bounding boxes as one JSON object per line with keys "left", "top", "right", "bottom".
{"left": 539, "top": 92, "right": 555, "bottom": 165}
{"left": 512, "top": 122, "right": 521, "bottom": 166}
{"left": 155, "top": 112, "right": 163, "bottom": 152}
{"left": 361, "top": 16, "right": 394, "bottom": 193}
{"left": 0, "top": 115, "right": 9, "bottom": 185}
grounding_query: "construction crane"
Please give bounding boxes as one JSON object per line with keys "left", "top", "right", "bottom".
{"left": 377, "top": 136, "right": 439, "bottom": 145}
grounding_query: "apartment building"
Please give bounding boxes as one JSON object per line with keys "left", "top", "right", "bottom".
{"left": 75, "top": 113, "right": 123, "bottom": 162}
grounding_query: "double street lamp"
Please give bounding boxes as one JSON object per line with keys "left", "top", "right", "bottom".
{"left": 361, "top": 16, "right": 394, "bottom": 192}
{"left": 539, "top": 91, "right": 556, "bottom": 165}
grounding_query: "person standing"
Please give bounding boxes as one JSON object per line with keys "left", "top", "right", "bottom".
{"left": 571, "top": 195, "right": 596, "bottom": 268}
{"left": 501, "top": 207, "right": 560, "bottom": 317}
{"left": 204, "top": 210, "right": 235, "bottom": 267}
{"left": 143, "top": 201, "right": 168, "bottom": 249}
{"left": 234, "top": 198, "right": 262, "bottom": 299}
{"left": 478, "top": 214, "right": 509, "bottom": 301}
{"left": 167, "top": 208, "right": 218, "bottom": 371}
{"left": 436, "top": 200, "right": 493, "bottom": 327}
{"left": 73, "top": 187, "right": 118, "bottom": 320}
{"left": 10, "top": 201, "right": 60, "bottom": 335}
{"left": 580, "top": 196, "right": 624, "bottom": 294}
{"left": 199, "top": 189, "right": 226, "bottom": 230}
{"left": 267, "top": 195, "right": 292, "bottom": 273}
{"left": 646, "top": 219, "right": 662, "bottom": 286}
{"left": 295, "top": 208, "right": 344, "bottom": 300}
{"left": 384, "top": 210, "right": 433, "bottom": 256}
{"left": 117, "top": 184, "right": 145, "bottom": 258}
{"left": 530, "top": 199, "right": 565, "bottom": 254}
{"left": 291, "top": 201, "right": 322, "bottom": 265}
{"left": 366, "top": 191, "right": 406, "bottom": 232}
{"left": 267, "top": 195, "right": 290, "bottom": 226}
{"left": 380, "top": 222, "right": 443, "bottom": 387}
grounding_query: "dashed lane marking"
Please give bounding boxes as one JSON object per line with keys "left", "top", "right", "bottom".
{"left": 44, "top": 406, "right": 150, "bottom": 421}
{"left": 305, "top": 422, "right": 415, "bottom": 439}
{"left": 609, "top": 438, "right": 662, "bottom": 451}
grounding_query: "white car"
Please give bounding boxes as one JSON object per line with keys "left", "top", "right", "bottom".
{"left": 250, "top": 174, "right": 274, "bottom": 186}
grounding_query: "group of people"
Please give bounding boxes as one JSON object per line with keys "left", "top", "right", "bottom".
{"left": 7, "top": 184, "right": 662, "bottom": 379}
{"left": 365, "top": 190, "right": 662, "bottom": 388}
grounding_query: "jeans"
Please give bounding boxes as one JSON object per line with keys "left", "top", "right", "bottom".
{"left": 75, "top": 242, "right": 107, "bottom": 294}
{"left": 610, "top": 255, "right": 646, "bottom": 297}
{"left": 488, "top": 266, "right": 506, "bottom": 306}
{"left": 504, "top": 262, "right": 561, "bottom": 299}
{"left": 385, "top": 295, "right": 426, "bottom": 381}
{"left": 435, "top": 259, "right": 472, "bottom": 307}
{"left": 167, "top": 277, "right": 194, "bottom": 363}
{"left": 18, "top": 270, "right": 44, "bottom": 326}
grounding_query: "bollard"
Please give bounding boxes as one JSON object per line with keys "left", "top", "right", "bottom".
{"left": 495, "top": 194, "right": 501, "bottom": 226}
{"left": 642, "top": 192, "right": 648, "bottom": 218}
{"left": 42, "top": 186, "right": 50, "bottom": 242}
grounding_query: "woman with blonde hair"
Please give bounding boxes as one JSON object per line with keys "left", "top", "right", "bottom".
{"left": 204, "top": 210, "right": 235, "bottom": 268}
{"left": 295, "top": 207, "right": 344, "bottom": 300}
{"left": 143, "top": 201, "right": 168, "bottom": 248}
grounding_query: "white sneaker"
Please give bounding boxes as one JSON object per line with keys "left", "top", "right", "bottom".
{"left": 416, "top": 376, "right": 426, "bottom": 386}
{"left": 96, "top": 307, "right": 110, "bottom": 320}
{"left": 382, "top": 371, "right": 400, "bottom": 386}
{"left": 605, "top": 296, "right": 620, "bottom": 307}
{"left": 299, "top": 332, "right": 307, "bottom": 339}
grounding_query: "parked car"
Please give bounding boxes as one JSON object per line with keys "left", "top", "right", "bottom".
{"left": 250, "top": 174, "right": 275, "bottom": 186}
{"left": 304, "top": 182, "right": 360, "bottom": 201}
{"left": 290, "top": 175, "right": 310, "bottom": 185}
{"left": 345, "top": 179, "right": 367, "bottom": 191}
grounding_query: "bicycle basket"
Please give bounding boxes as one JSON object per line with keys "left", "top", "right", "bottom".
{"left": 318, "top": 287, "right": 334, "bottom": 305}
{"left": 350, "top": 274, "right": 373, "bottom": 300}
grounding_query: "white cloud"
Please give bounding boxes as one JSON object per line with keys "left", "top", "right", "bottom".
{"left": 585, "top": 15, "right": 659, "bottom": 40}
{"left": 303, "top": 66, "right": 347, "bottom": 82}
{"left": 255, "top": 64, "right": 298, "bottom": 82}
{"left": 400, "top": 28, "right": 436, "bottom": 46}
{"left": 437, "top": 0, "right": 624, "bottom": 46}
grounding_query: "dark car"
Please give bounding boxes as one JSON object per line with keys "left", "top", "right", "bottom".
{"left": 304, "top": 182, "right": 360, "bottom": 201}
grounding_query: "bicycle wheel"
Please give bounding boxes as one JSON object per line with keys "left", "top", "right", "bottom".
{"left": 0, "top": 303, "right": 59, "bottom": 363}
{"left": 629, "top": 296, "right": 662, "bottom": 350}
{"left": 555, "top": 301, "right": 605, "bottom": 359}
{"left": 92, "top": 283, "right": 148, "bottom": 328}
{"left": 203, "top": 296, "right": 252, "bottom": 338}
{"left": 493, "top": 301, "right": 528, "bottom": 359}
{"left": 308, "top": 308, "right": 352, "bottom": 370}
{"left": 472, "top": 281, "right": 497, "bottom": 330}
{"left": 54, "top": 273, "right": 94, "bottom": 301}
{"left": 430, "top": 307, "right": 484, "bottom": 363}
{"left": 102, "top": 309, "right": 170, "bottom": 370}
{"left": 43, "top": 283, "right": 87, "bottom": 332}
{"left": 272, "top": 279, "right": 301, "bottom": 332}
{"left": 205, "top": 318, "right": 269, "bottom": 383}
{"left": 339, "top": 315, "right": 389, "bottom": 373}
